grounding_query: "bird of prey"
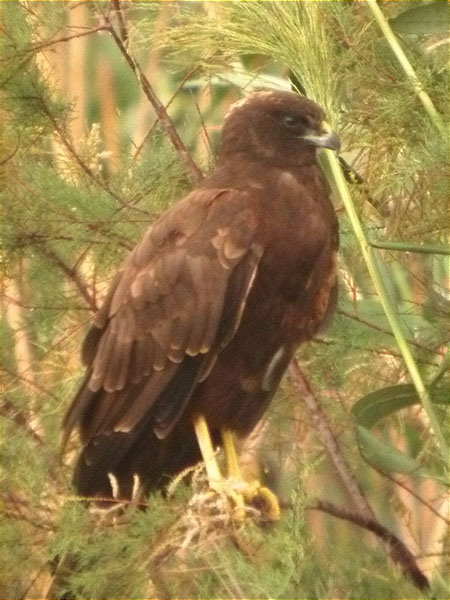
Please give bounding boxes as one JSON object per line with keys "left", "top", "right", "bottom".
{"left": 62, "top": 89, "right": 340, "bottom": 521}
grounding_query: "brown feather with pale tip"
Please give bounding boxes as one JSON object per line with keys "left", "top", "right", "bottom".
{"left": 63, "top": 90, "right": 339, "bottom": 501}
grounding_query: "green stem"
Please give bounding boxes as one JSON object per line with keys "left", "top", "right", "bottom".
{"left": 370, "top": 240, "right": 450, "bottom": 256}
{"left": 324, "top": 150, "right": 448, "bottom": 459}
{"left": 367, "top": 0, "right": 444, "bottom": 135}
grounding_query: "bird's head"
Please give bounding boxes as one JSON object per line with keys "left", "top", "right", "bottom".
{"left": 219, "top": 90, "right": 340, "bottom": 167}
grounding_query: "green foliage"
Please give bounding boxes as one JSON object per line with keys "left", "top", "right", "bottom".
{"left": 352, "top": 383, "right": 450, "bottom": 430}
{"left": 389, "top": 1, "right": 450, "bottom": 36}
{"left": 47, "top": 496, "right": 173, "bottom": 599}
{"left": 1, "top": 2, "right": 448, "bottom": 599}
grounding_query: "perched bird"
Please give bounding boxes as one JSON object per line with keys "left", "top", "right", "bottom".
{"left": 63, "top": 90, "right": 340, "bottom": 519}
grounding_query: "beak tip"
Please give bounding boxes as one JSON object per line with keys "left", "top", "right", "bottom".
{"left": 302, "top": 130, "right": 341, "bottom": 153}
{"left": 323, "top": 131, "right": 341, "bottom": 153}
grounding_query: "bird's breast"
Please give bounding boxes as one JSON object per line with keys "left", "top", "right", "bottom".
{"left": 190, "top": 164, "right": 338, "bottom": 433}
{"left": 247, "top": 168, "right": 338, "bottom": 341}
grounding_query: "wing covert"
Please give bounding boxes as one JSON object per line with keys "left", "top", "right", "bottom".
{"left": 63, "top": 188, "right": 262, "bottom": 444}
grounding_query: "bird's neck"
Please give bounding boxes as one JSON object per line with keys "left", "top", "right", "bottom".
{"left": 206, "top": 156, "right": 322, "bottom": 191}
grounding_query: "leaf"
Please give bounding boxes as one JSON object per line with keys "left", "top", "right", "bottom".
{"left": 389, "top": 2, "right": 450, "bottom": 35}
{"left": 356, "top": 426, "right": 448, "bottom": 484}
{"left": 353, "top": 383, "right": 449, "bottom": 478}
{"left": 373, "top": 250, "right": 399, "bottom": 313}
{"left": 352, "top": 383, "right": 449, "bottom": 429}
{"left": 356, "top": 426, "right": 426, "bottom": 475}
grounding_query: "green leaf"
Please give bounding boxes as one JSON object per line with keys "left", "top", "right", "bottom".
{"left": 372, "top": 250, "right": 399, "bottom": 313}
{"left": 370, "top": 240, "right": 450, "bottom": 255}
{"left": 356, "top": 426, "right": 426, "bottom": 475}
{"left": 353, "top": 383, "right": 449, "bottom": 477}
{"left": 352, "top": 383, "right": 450, "bottom": 429}
{"left": 389, "top": 2, "right": 450, "bottom": 35}
{"left": 356, "top": 426, "right": 448, "bottom": 483}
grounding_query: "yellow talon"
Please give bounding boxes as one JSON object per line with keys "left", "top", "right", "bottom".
{"left": 193, "top": 415, "right": 281, "bottom": 523}
{"left": 242, "top": 482, "right": 280, "bottom": 522}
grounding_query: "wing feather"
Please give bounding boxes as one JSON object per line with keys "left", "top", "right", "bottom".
{"left": 116, "top": 365, "right": 179, "bottom": 433}
{"left": 133, "top": 336, "right": 154, "bottom": 379}
{"left": 63, "top": 188, "right": 262, "bottom": 447}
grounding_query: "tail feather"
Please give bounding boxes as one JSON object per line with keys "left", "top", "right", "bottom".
{"left": 66, "top": 355, "right": 207, "bottom": 502}
{"left": 73, "top": 421, "right": 202, "bottom": 502}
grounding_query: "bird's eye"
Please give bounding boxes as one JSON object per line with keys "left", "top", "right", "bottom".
{"left": 282, "top": 115, "right": 306, "bottom": 129}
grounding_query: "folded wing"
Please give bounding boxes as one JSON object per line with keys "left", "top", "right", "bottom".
{"left": 62, "top": 188, "right": 262, "bottom": 451}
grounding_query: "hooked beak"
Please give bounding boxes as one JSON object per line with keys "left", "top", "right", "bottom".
{"left": 302, "top": 122, "right": 341, "bottom": 153}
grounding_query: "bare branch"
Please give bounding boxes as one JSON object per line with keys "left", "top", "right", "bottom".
{"left": 290, "top": 359, "right": 432, "bottom": 591}
{"left": 103, "top": 3, "right": 203, "bottom": 183}
{"left": 111, "top": 0, "right": 128, "bottom": 45}
{"left": 338, "top": 309, "right": 442, "bottom": 356}
{"left": 1, "top": 397, "right": 47, "bottom": 449}
{"left": 377, "top": 470, "right": 450, "bottom": 526}
{"left": 310, "top": 499, "right": 429, "bottom": 590}
{"left": 2, "top": 367, "right": 59, "bottom": 401}
{"left": 132, "top": 67, "right": 200, "bottom": 162}
{"left": 8, "top": 24, "right": 109, "bottom": 60}
{"left": 39, "top": 247, "right": 97, "bottom": 312}
{"left": 289, "top": 358, "right": 375, "bottom": 519}
{"left": 0, "top": 131, "right": 21, "bottom": 165}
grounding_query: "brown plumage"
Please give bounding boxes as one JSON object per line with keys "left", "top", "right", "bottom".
{"left": 63, "top": 90, "right": 340, "bottom": 502}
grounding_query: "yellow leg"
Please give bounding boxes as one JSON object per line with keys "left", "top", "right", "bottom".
{"left": 221, "top": 427, "right": 280, "bottom": 522}
{"left": 193, "top": 414, "right": 222, "bottom": 484}
{"left": 193, "top": 415, "right": 280, "bottom": 522}
{"left": 193, "top": 416, "right": 245, "bottom": 519}
{"left": 222, "top": 429, "right": 242, "bottom": 479}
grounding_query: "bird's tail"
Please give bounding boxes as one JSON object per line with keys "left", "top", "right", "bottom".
{"left": 73, "top": 419, "right": 202, "bottom": 505}
{"left": 65, "top": 355, "right": 207, "bottom": 504}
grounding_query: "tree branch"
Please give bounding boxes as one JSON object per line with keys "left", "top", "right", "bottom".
{"left": 39, "top": 247, "right": 97, "bottom": 312}
{"left": 102, "top": 3, "right": 203, "bottom": 183}
{"left": 289, "top": 358, "right": 430, "bottom": 591}
{"left": 338, "top": 309, "right": 441, "bottom": 356}
{"left": 132, "top": 66, "right": 200, "bottom": 162}
{"left": 289, "top": 358, "right": 374, "bottom": 519}
{"left": 310, "top": 499, "right": 429, "bottom": 590}
{"left": 11, "top": 24, "right": 110, "bottom": 60}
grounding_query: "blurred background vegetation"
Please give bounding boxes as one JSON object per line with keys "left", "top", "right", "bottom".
{"left": 1, "top": 1, "right": 449, "bottom": 598}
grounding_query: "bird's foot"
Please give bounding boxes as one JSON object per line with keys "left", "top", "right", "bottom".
{"left": 241, "top": 480, "right": 280, "bottom": 522}
{"left": 208, "top": 478, "right": 280, "bottom": 523}
{"left": 192, "top": 417, "right": 280, "bottom": 523}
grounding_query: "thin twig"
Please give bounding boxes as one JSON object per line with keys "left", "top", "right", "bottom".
{"left": 193, "top": 94, "right": 216, "bottom": 159}
{"left": 35, "top": 95, "right": 129, "bottom": 209}
{"left": 289, "top": 358, "right": 375, "bottom": 519}
{"left": 377, "top": 470, "right": 449, "bottom": 526}
{"left": 1, "top": 398, "right": 63, "bottom": 484}
{"left": 102, "top": 3, "right": 203, "bottom": 183}
{"left": 2, "top": 398, "right": 47, "bottom": 449}
{"left": 11, "top": 24, "right": 109, "bottom": 59}
{"left": 310, "top": 499, "right": 429, "bottom": 590}
{"left": 0, "top": 131, "right": 21, "bottom": 165}
{"left": 2, "top": 367, "right": 59, "bottom": 401}
{"left": 132, "top": 67, "right": 200, "bottom": 162}
{"left": 290, "top": 360, "right": 432, "bottom": 590}
{"left": 39, "top": 247, "right": 97, "bottom": 312}
{"left": 338, "top": 309, "right": 442, "bottom": 356}
{"left": 315, "top": 338, "right": 439, "bottom": 368}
